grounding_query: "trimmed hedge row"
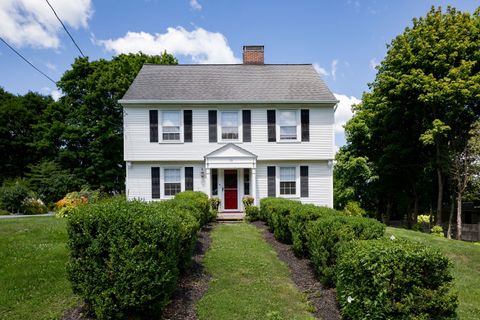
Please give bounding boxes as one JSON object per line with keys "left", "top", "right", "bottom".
{"left": 66, "top": 192, "right": 212, "bottom": 319}
{"left": 305, "top": 215, "right": 385, "bottom": 286}
{"left": 336, "top": 239, "right": 458, "bottom": 319}
{"left": 256, "top": 197, "right": 457, "bottom": 319}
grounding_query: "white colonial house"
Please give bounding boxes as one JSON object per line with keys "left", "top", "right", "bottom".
{"left": 120, "top": 46, "right": 337, "bottom": 213}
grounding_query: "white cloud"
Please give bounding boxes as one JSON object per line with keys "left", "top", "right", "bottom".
{"left": 0, "top": 0, "right": 92, "bottom": 49}
{"left": 370, "top": 57, "right": 380, "bottom": 71}
{"left": 313, "top": 63, "right": 329, "bottom": 77}
{"left": 40, "top": 87, "right": 62, "bottom": 101}
{"left": 190, "top": 0, "right": 202, "bottom": 11}
{"left": 334, "top": 93, "right": 361, "bottom": 134}
{"left": 98, "top": 27, "right": 240, "bottom": 64}
{"left": 331, "top": 59, "right": 338, "bottom": 80}
{"left": 45, "top": 62, "right": 57, "bottom": 71}
{"left": 313, "top": 59, "right": 339, "bottom": 80}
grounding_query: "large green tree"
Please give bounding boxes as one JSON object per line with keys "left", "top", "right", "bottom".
{"left": 0, "top": 89, "right": 53, "bottom": 182}
{"left": 37, "top": 52, "right": 177, "bottom": 192}
{"left": 335, "top": 6, "right": 480, "bottom": 227}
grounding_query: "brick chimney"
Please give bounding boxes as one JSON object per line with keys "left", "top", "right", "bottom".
{"left": 243, "top": 45, "right": 264, "bottom": 65}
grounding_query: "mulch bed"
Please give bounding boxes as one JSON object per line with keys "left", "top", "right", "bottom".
{"left": 161, "top": 223, "right": 213, "bottom": 320}
{"left": 62, "top": 223, "right": 214, "bottom": 320}
{"left": 252, "top": 221, "right": 341, "bottom": 320}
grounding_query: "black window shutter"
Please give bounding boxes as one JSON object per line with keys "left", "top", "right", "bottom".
{"left": 208, "top": 110, "right": 217, "bottom": 142}
{"left": 185, "top": 167, "right": 194, "bottom": 191}
{"left": 151, "top": 167, "right": 160, "bottom": 199}
{"left": 242, "top": 110, "right": 251, "bottom": 142}
{"left": 149, "top": 110, "right": 158, "bottom": 142}
{"left": 267, "top": 166, "right": 276, "bottom": 197}
{"left": 184, "top": 110, "right": 192, "bottom": 142}
{"left": 300, "top": 166, "right": 309, "bottom": 197}
{"left": 301, "top": 109, "right": 310, "bottom": 142}
{"left": 267, "top": 110, "right": 276, "bottom": 142}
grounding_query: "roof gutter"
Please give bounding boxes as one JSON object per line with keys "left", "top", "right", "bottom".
{"left": 118, "top": 99, "right": 339, "bottom": 105}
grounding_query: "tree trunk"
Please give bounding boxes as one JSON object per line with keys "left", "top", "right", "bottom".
{"left": 447, "top": 194, "right": 454, "bottom": 239}
{"left": 456, "top": 193, "right": 462, "bottom": 240}
{"left": 436, "top": 144, "right": 443, "bottom": 225}
{"left": 382, "top": 199, "right": 391, "bottom": 225}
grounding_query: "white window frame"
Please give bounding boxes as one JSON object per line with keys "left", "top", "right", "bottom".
{"left": 160, "top": 110, "right": 184, "bottom": 143}
{"left": 276, "top": 109, "right": 301, "bottom": 142}
{"left": 161, "top": 166, "right": 184, "bottom": 199}
{"left": 276, "top": 165, "right": 300, "bottom": 198}
{"left": 218, "top": 110, "right": 243, "bottom": 143}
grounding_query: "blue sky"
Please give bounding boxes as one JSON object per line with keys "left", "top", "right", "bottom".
{"left": 0, "top": 0, "right": 478, "bottom": 146}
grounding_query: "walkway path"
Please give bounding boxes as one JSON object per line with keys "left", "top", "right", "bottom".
{"left": 196, "top": 223, "right": 314, "bottom": 320}
{"left": 0, "top": 212, "right": 54, "bottom": 219}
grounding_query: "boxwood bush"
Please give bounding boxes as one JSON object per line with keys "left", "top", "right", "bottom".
{"left": 288, "top": 204, "right": 339, "bottom": 256}
{"left": 66, "top": 191, "right": 211, "bottom": 319}
{"left": 67, "top": 198, "right": 182, "bottom": 319}
{"left": 305, "top": 215, "right": 385, "bottom": 287}
{"left": 336, "top": 238, "right": 458, "bottom": 319}
{"left": 259, "top": 198, "right": 302, "bottom": 243}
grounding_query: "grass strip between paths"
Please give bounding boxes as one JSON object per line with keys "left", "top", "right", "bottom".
{"left": 197, "top": 223, "right": 314, "bottom": 320}
{"left": 386, "top": 227, "right": 480, "bottom": 320}
{"left": 0, "top": 217, "right": 78, "bottom": 320}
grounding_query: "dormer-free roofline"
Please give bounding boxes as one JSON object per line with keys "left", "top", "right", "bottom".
{"left": 118, "top": 99, "right": 339, "bottom": 105}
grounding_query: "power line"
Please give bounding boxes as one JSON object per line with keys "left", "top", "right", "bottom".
{"left": 45, "top": 0, "right": 86, "bottom": 58}
{"left": 0, "top": 37, "right": 57, "bottom": 85}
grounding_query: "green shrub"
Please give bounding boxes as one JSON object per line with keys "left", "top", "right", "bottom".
{"left": 259, "top": 198, "right": 302, "bottom": 243}
{"left": 288, "top": 204, "right": 339, "bottom": 256}
{"left": 343, "top": 201, "right": 366, "bottom": 217}
{"left": 417, "top": 214, "right": 431, "bottom": 224}
{"left": 305, "top": 215, "right": 385, "bottom": 286}
{"left": 412, "top": 222, "right": 423, "bottom": 232}
{"left": 21, "top": 197, "right": 48, "bottom": 215}
{"left": 431, "top": 225, "right": 445, "bottom": 237}
{"left": 174, "top": 191, "right": 212, "bottom": 224}
{"left": 336, "top": 238, "right": 458, "bottom": 319}
{"left": 245, "top": 205, "right": 260, "bottom": 221}
{"left": 0, "top": 179, "right": 33, "bottom": 213}
{"left": 55, "top": 205, "right": 79, "bottom": 218}
{"left": 242, "top": 195, "right": 254, "bottom": 207}
{"left": 66, "top": 198, "right": 183, "bottom": 319}
{"left": 209, "top": 196, "right": 221, "bottom": 211}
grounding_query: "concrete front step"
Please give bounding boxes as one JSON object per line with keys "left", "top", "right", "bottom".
{"left": 217, "top": 212, "right": 245, "bottom": 221}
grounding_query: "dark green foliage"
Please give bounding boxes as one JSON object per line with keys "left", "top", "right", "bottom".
{"left": 66, "top": 191, "right": 210, "bottom": 319}
{"left": 336, "top": 238, "right": 458, "bottom": 319}
{"left": 0, "top": 89, "right": 54, "bottom": 183}
{"left": 66, "top": 198, "right": 181, "bottom": 319}
{"left": 305, "top": 215, "right": 385, "bottom": 287}
{"left": 259, "top": 198, "right": 302, "bottom": 243}
{"left": 0, "top": 179, "right": 33, "bottom": 213}
{"left": 288, "top": 204, "right": 339, "bottom": 256}
{"left": 26, "top": 160, "right": 82, "bottom": 204}
{"left": 174, "top": 191, "right": 212, "bottom": 224}
{"left": 245, "top": 205, "right": 260, "bottom": 221}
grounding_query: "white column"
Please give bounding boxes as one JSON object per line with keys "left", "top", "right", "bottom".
{"left": 205, "top": 168, "right": 211, "bottom": 198}
{"left": 251, "top": 168, "right": 257, "bottom": 206}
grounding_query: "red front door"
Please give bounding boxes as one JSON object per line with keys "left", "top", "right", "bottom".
{"left": 224, "top": 170, "right": 238, "bottom": 210}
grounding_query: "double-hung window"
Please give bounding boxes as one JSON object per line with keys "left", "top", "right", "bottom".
{"left": 279, "top": 167, "right": 296, "bottom": 195}
{"left": 164, "top": 168, "right": 181, "bottom": 196}
{"left": 279, "top": 110, "right": 297, "bottom": 140}
{"left": 162, "top": 111, "right": 181, "bottom": 141}
{"left": 221, "top": 111, "right": 239, "bottom": 140}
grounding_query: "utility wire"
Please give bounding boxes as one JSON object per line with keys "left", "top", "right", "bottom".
{"left": 0, "top": 37, "right": 57, "bottom": 85}
{"left": 45, "top": 0, "right": 86, "bottom": 58}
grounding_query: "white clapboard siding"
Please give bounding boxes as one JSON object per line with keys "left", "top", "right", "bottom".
{"left": 255, "top": 161, "right": 333, "bottom": 207}
{"left": 126, "top": 162, "right": 207, "bottom": 201}
{"left": 124, "top": 106, "right": 334, "bottom": 161}
{"left": 127, "top": 160, "right": 333, "bottom": 207}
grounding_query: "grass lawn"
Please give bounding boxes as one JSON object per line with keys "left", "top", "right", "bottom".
{"left": 197, "top": 223, "right": 314, "bottom": 320}
{"left": 0, "top": 217, "right": 78, "bottom": 320}
{"left": 386, "top": 227, "right": 480, "bottom": 320}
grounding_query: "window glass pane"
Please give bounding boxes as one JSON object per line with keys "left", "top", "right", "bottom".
{"left": 221, "top": 111, "right": 239, "bottom": 140}
{"left": 162, "top": 111, "right": 180, "bottom": 126}
{"left": 280, "top": 181, "right": 296, "bottom": 195}
{"left": 279, "top": 110, "right": 296, "bottom": 126}
{"left": 164, "top": 168, "right": 181, "bottom": 182}
{"left": 280, "top": 167, "right": 296, "bottom": 181}
{"left": 280, "top": 126, "right": 297, "bottom": 140}
{"left": 222, "top": 112, "right": 238, "bottom": 126}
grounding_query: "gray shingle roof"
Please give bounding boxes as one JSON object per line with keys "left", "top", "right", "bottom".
{"left": 120, "top": 64, "right": 336, "bottom": 103}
